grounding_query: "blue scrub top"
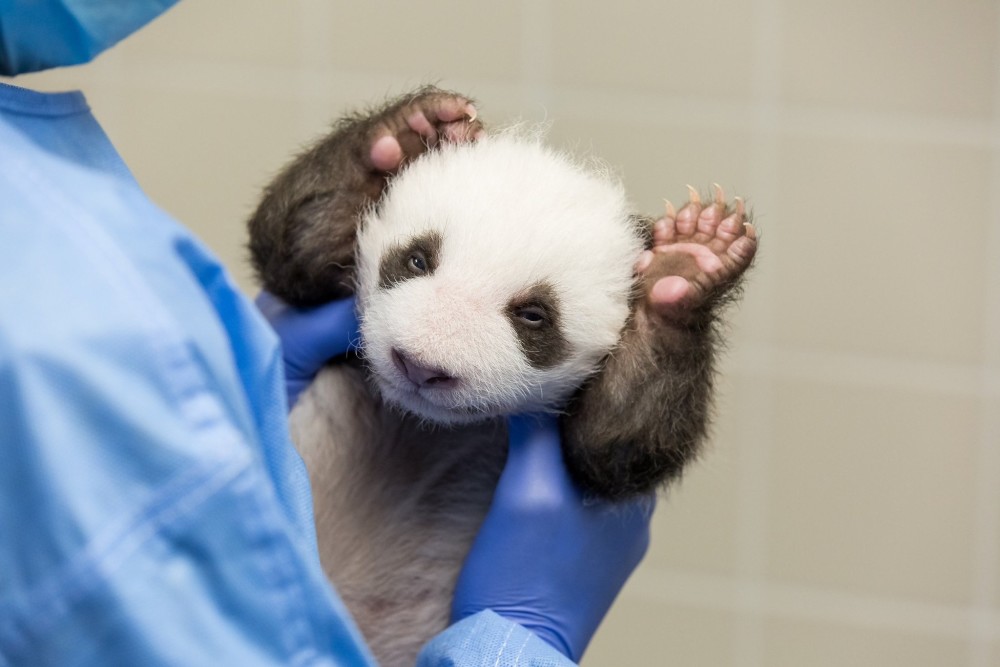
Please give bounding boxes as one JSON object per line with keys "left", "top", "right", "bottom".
{"left": 0, "top": 81, "right": 571, "bottom": 667}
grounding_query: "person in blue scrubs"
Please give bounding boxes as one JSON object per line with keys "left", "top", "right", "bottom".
{"left": 0, "top": 2, "right": 653, "bottom": 665}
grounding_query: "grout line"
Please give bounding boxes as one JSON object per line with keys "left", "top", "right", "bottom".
{"left": 967, "top": 15, "right": 1000, "bottom": 666}
{"left": 519, "top": 0, "right": 554, "bottom": 115}
{"left": 295, "top": 0, "right": 337, "bottom": 135}
{"left": 730, "top": 389, "right": 771, "bottom": 667}
{"left": 729, "top": 344, "right": 995, "bottom": 398}
{"left": 625, "top": 567, "right": 998, "bottom": 643}
{"left": 549, "top": 90, "right": 996, "bottom": 149}
{"left": 730, "top": 0, "right": 783, "bottom": 665}
{"left": 774, "top": 106, "right": 994, "bottom": 149}
{"left": 95, "top": 57, "right": 530, "bottom": 117}
{"left": 82, "top": 57, "right": 1000, "bottom": 150}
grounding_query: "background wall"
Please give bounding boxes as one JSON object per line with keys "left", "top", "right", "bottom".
{"left": 9, "top": 1, "right": 1000, "bottom": 665}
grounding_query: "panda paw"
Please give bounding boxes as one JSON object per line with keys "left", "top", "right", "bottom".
{"left": 635, "top": 184, "right": 757, "bottom": 325}
{"left": 367, "top": 87, "right": 485, "bottom": 173}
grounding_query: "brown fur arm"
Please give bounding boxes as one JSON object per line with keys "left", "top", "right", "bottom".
{"left": 247, "top": 87, "right": 481, "bottom": 306}
{"left": 562, "top": 200, "right": 756, "bottom": 500}
{"left": 561, "top": 289, "right": 721, "bottom": 500}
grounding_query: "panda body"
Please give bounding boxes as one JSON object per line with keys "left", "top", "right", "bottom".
{"left": 292, "top": 132, "right": 645, "bottom": 666}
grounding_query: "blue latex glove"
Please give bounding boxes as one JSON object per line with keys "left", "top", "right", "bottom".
{"left": 255, "top": 291, "right": 360, "bottom": 408}
{"left": 452, "top": 413, "right": 655, "bottom": 662}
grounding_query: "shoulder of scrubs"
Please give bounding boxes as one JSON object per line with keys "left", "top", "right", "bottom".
{"left": 0, "top": 82, "right": 375, "bottom": 666}
{"left": 418, "top": 611, "right": 576, "bottom": 667}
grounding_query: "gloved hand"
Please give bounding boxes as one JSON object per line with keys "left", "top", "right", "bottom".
{"left": 254, "top": 291, "right": 360, "bottom": 408}
{"left": 452, "top": 413, "right": 654, "bottom": 662}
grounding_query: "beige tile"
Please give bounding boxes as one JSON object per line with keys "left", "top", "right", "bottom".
{"left": 548, "top": 115, "right": 771, "bottom": 341}
{"left": 1, "top": 75, "right": 271, "bottom": 294}
{"left": 772, "top": 135, "right": 990, "bottom": 364}
{"left": 463, "top": 88, "right": 549, "bottom": 126}
{"left": 3, "top": 67, "right": 107, "bottom": 94}
{"left": 549, "top": 1, "right": 756, "bottom": 101}
{"left": 781, "top": 1, "right": 998, "bottom": 120}
{"left": 121, "top": 0, "right": 303, "bottom": 68}
{"left": 294, "top": 83, "right": 390, "bottom": 139}
{"left": 584, "top": 596, "right": 736, "bottom": 666}
{"left": 994, "top": 400, "right": 1000, "bottom": 610}
{"left": 647, "top": 454, "right": 741, "bottom": 575}
{"left": 7, "top": 32, "right": 138, "bottom": 94}
{"left": 646, "top": 373, "right": 755, "bottom": 575}
{"left": 763, "top": 617, "right": 969, "bottom": 667}
{"left": 104, "top": 87, "right": 318, "bottom": 293}
{"left": 547, "top": 117, "right": 756, "bottom": 219}
{"left": 311, "top": 2, "right": 523, "bottom": 83}
{"left": 765, "top": 379, "right": 979, "bottom": 605}
{"left": 297, "top": 84, "right": 545, "bottom": 143}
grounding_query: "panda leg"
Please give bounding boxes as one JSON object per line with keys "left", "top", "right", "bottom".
{"left": 562, "top": 184, "right": 758, "bottom": 500}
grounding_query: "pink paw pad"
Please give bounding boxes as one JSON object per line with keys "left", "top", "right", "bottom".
{"left": 639, "top": 183, "right": 758, "bottom": 318}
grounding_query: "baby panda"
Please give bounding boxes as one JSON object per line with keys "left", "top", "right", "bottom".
{"left": 248, "top": 87, "right": 757, "bottom": 666}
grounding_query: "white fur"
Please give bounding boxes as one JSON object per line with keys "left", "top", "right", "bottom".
{"left": 356, "top": 130, "right": 644, "bottom": 423}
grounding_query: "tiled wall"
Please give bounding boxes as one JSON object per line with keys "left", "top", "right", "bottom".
{"left": 9, "top": 1, "right": 999, "bottom": 665}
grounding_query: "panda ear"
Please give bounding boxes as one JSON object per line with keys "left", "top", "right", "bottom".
{"left": 506, "top": 282, "right": 568, "bottom": 368}
{"left": 378, "top": 231, "right": 443, "bottom": 290}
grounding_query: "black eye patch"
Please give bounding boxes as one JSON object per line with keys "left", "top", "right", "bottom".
{"left": 378, "top": 231, "right": 442, "bottom": 290}
{"left": 506, "top": 282, "right": 568, "bottom": 368}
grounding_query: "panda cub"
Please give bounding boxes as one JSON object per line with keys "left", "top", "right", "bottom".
{"left": 248, "top": 87, "right": 757, "bottom": 666}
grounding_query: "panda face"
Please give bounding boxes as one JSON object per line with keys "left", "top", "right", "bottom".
{"left": 355, "top": 132, "right": 644, "bottom": 425}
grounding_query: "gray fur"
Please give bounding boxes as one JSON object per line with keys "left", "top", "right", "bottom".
{"left": 292, "top": 361, "right": 506, "bottom": 666}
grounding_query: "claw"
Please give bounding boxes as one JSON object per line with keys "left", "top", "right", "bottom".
{"left": 712, "top": 183, "right": 725, "bottom": 205}
{"left": 686, "top": 184, "right": 700, "bottom": 204}
{"left": 663, "top": 198, "right": 676, "bottom": 219}
{"left": 635, "top": 250, "right": 654, "bottom": 273}
{"left": 465, "top": 104, "right": 478, "bottom": 122}
{"left": 734, "top": 196, "right": 746, "bottom": 219}
{"left": 743, "top": 222, "right": 757, "bottom": 240}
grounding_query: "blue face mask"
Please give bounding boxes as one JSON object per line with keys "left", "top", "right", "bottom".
{"left": 0, "top": 0, "right": 178, "bottom": 76}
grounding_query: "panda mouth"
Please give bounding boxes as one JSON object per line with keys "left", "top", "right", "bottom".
{"left": 376, "top": 354, "right": 503, "bottom": 422}
{"left": 390, "top": 386, "right": 498, "bottom": 423}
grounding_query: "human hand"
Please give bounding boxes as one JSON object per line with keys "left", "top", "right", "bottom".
{"left": 254, "top": 291, "right": 359, "bottom": 408}
{"left": 451, "top": 413, "right": 654, "bottom": 662}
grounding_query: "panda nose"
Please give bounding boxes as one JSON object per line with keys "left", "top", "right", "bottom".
{"left": 391, "top": 348, "right": 457, "bottom": 389}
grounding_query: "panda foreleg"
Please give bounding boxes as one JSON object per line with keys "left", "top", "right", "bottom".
{"left": 562, "top": 186, "right": 758, "bottom": 500}
{"left": 247, "top": 87, "right": 482, "bottom": 306}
